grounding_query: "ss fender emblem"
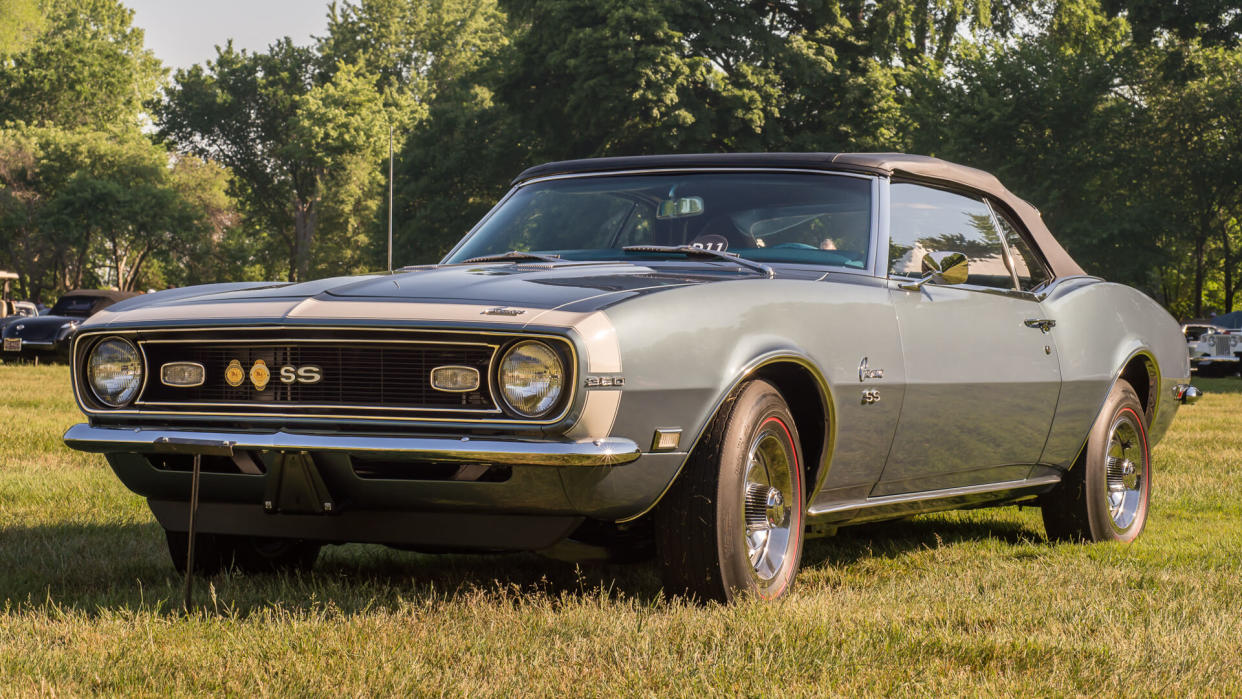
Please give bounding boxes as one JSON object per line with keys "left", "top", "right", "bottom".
{"left": 861, "top": 389, "right": 881, "bottom": 404}
{"left": 279, "top": 365, "right": 323, "bottom": 384}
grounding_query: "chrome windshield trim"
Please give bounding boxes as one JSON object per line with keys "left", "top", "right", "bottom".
{"left": 517, "top": 167, "right": 879, "bottom": 186}
{"left": 62, "top": 424, "right": 641, "bottom": 468}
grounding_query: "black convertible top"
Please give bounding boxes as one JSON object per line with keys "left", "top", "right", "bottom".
{"left": 59, "top": 289, "right": 139, "bottom": 303}
{"left": 514, "top": 153, "right": 1085, "bottom": 278}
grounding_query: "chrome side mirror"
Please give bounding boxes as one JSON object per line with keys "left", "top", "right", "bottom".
{"left": 900, "top": 251, "right": 969, "bottom": 291}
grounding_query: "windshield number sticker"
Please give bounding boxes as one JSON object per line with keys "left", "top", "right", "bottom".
{"left": 688, "top": 234, "right": 729, "bottom": 252}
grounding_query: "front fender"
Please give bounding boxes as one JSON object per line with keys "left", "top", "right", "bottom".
{"left": 582, "top": 275, "right": 900, "bottom": 521}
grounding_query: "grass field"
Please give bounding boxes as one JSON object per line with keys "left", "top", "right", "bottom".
{"left": 1, "top": 364, "right": 1240, "bottom": 695}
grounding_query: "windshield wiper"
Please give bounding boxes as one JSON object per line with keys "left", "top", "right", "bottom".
{"left": 462, "top": 250, "right": 563, "bottom": 264}
{"left": 622, "top": 245, "right": 775, "bottom": 278}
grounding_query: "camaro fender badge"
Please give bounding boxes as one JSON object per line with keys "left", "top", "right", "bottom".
{"left": 584, "top": 376, "right": 625, "bottom": 388}
{"left": 481, "top": 307, "right": 525, "bottom": 316}
{"left": 249, "top": 359, "right": 271, "bottom": 391}
{"left": 858, "top": 356, "right": 884, "bottom": 382}
{"left": 224, "top": 359, "right": 245, "bottom": 387}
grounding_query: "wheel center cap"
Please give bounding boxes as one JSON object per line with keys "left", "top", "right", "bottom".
{"left": 765, "top": 487, "right": 787, "bottom": 528}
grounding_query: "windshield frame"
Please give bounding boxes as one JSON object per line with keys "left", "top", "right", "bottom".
{"left": 441, "top": 168, "right": 883, "bottom": 278}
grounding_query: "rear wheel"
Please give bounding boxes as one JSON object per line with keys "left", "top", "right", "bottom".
{"left": 165, "top": 530, "right": 321, "bottom": 575}
{"left": 1041, "top": 378, "right": 1151, "bottom": 542}
{"left": 655, "top": 380, "right": 805, "bottom": 602}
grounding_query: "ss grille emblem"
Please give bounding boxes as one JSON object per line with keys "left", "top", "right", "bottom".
{"left": 280, "top": 365, "right": 323, "bottom": 384}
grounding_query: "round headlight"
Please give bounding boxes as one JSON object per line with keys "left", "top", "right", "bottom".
{"left": 498, "top": 341, "right": 564, "bottom": 417}
{"left": 87, "top": 337, "right": 143, "bottom": 407}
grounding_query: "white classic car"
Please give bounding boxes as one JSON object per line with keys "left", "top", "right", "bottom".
{"left": 1184, "top": 323, "right": 1239, "bottom": 376}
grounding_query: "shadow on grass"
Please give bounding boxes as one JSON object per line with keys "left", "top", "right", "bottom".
{"left": 803, "top": 514, "right": 1044, "bottom": 569}
{"left": 0, "top": 511, "right": 1044, "bottom": 615}
{"left": 0, "top": 520, "right": 666, "bottom": 614}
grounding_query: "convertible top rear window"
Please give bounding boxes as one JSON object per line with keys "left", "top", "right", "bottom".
{"left": 49, "top": 296, "right": 100, "bottom": 317}
{"left": 445, "top": 173, "right": 873, "bottom": 269}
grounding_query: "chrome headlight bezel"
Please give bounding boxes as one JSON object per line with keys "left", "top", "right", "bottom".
{"left": 496, "top": 340, "right": 566, "bottom": 418}
{"left": 86, "top": 336, "right": 144, "bottom": 408}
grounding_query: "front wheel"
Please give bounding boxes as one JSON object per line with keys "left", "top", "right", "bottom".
{"left": 1041, "top": 378, "right": 1151, "bottom": 542}
{"left": 655, "top": 380, "right": 806, "bottom": 602}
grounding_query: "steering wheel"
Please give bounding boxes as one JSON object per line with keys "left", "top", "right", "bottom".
{"left": 768, "top": 243, "right": 818, "bottom": 250}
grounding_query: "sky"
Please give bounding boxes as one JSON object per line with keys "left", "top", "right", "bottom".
{"left": 123, "top": 0, "right": 330, "bottom": 71}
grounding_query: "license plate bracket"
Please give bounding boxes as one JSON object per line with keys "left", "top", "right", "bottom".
{"left": 263, "top": 451, "right": 336, "bottom": 515}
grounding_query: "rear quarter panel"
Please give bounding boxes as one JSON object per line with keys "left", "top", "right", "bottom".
{"left": 1040, "top": 278, "right": 1189, "bottom": 467}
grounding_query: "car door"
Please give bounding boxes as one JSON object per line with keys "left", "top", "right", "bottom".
{"left": 875, "top": 181, "right": 1061, "bottom": 496}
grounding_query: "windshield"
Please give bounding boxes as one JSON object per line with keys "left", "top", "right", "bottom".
{"left": 49, "top": 296, "right": 101, "bottom": 317}
{"left": 445, "top": 173, "right": 873, "bottom": 269}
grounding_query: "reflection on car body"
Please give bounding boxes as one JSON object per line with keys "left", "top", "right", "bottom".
{"left": 62, "top": 153, "right": 1197, "bottom": 602}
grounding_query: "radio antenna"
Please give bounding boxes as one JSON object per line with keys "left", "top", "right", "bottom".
{"left": 387, "top": 124, "right": 394, "bottom": 273}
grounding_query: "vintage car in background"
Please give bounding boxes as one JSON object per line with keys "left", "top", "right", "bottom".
{"left": 63, "top": 153, "right": 1198, "bottom": 602}
{"left": 1183, "top": 323, "right": 1240, "bottom": 376}
{"left": 0, "top": 270, "right": 24, "bottom": 329}
{"left": 2, "top": 289, "right": 138, "bottom": 362}
{"left": 0, "top": 301, "right": 39, "bottom": 332}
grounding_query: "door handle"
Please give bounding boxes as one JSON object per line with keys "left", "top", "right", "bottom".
{"left": 1024, "top": 318, "right": 1056, "bottom": 333}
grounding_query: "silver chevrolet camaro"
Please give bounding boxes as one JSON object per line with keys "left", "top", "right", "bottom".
{"left": 64, "top": 153, "right": 1199, "bottom": 602}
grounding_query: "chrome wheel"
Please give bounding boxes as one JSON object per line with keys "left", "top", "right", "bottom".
{"left": 742, "top": 418, "right": 797, "bottom": 583}
{"left": 1105, "top": 410, "right": 1147, "bottom": 532}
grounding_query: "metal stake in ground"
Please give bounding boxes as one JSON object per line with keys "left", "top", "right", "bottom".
{"left": 184, "top": 452, "right": 202, "bottom": 611}
{"left": 150, "top": 437, "right": 236, "bottom": 612}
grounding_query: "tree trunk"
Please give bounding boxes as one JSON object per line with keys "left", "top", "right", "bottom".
{"left": 114, "top": 240, "right": 127, "bottom": 292}
{"left": 1193, "top": 229, "right": 1206, "bottom": 318}
{"left": 292, "top": 198, "right": 317, "bottom": 282}
{"left": 124, "top": 244, "right": 152, "bottom": 292}
{"left": 1224, "top": 221, "right": 1234, "bottom": 314}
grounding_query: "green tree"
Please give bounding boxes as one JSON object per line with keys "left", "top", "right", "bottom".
{"left": 0, "top": 125, "right": 234, "bottom": 298}
{"left": 1103, "top": 0, "right": 1242, "bottom": 46}
{"left": 158, "top": 41, "right": 394, "bottom": 281}
{"left": 0, "top": 0, "right": 163, "bottom": 129}
{"left": 320, "top": 0, "right": 508, "bottom": 104}
{"left": 0, "top": 0, "right": 44, "bottom": 55}
{"left": 392, "top": 0, "right": 1022, "bottom": 264}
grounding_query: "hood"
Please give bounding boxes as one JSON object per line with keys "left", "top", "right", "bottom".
{"left": 82, "top": 262, "right": 758, "bottom": 330}
{"left": 322, "top": 263, "right": 722, "bottom": 308}
{"left": 2, "top": 314, "right": 79, "bottom": 341}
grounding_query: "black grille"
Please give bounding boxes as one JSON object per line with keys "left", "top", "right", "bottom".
{"left": 139, "top": 341, "right": 496, "bottom": 413}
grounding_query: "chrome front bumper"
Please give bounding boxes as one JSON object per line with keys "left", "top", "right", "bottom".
{"left": 62, "top": 423, "right": 642, "bottom": 467}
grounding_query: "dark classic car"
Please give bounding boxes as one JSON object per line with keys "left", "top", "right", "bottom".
{"left": 63, "top": 153, "right": 1198, "bottom": 602}
{"left": 3, "top": 289, "right": 138, "bottom": 361}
